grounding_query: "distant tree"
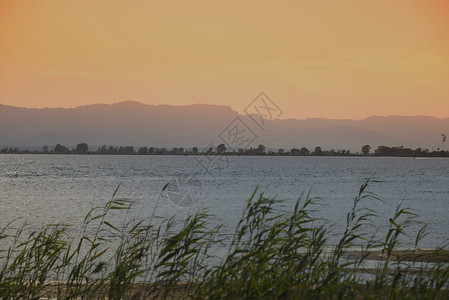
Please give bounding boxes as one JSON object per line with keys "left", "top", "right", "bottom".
{"left": 170, "top": 147, "right": 179, "bottom": 155}
{"left": 75, "top": 143, "right": 89, "bottom": 154}
{"left": 399, "top": 147, "right": 413, "bottom": 156}
{"left": 277, "top": 148, "right": 284, "bottom": 155}
{"left": 375, "top": 145, "right": 392, "bottom": 156}
{"left": 256, "top": 144, "right": 266, "bottom": 155}
{"left": 54, "top": 144, "right": 70, "bottom": 153}
{"left": 157, "top": 148, "right": 167, "bottom": 155}
{"left": 217, "top": 143, "right": 227, "bottom": 154}
{"left": 120, "top": 146, "right": 135, "bottom": 155}
{"left": 2, "top": 147, "right": 19, "bottom": 153}
{"left": 178, "top": 147, "right": 184, "bottom": 154}
{"left": 192, "top": 147, "right": 198, "bottom": 154}
{"left": 374, "top": 145, "right": 413, "bottom": 156}
{"left": 299, "top": 147, "right": 310, "bottom": 155}
{"left": 290, "top": 148, "right": 300, "bottom": 155}
{"left": 339, "top": 149, "right": 350, "bottom": 155}
{"left": 99, "top": 145, "right": 107, "bottom": 154}
{"left": 361, "top": 145, "right": 371, "bottom": 155}
{"left": 148, "top": 147, "right": 155, "bottom": 154}
{"left": 126, "top": 146, "right": 135, "bottom": 155}
{"left": 313, "top": 146, "right": 322, "bottom": 155}
{"left": 107, "top": 146, "right": 117, "bottom": 154}
{"left": 414, "top": 148, "right": 423, "bottom": 157}
{"left": 42, "top": 145, "right": 49, "bottom": 153}
{"left": 137, "top": 146, "right": 148, "bottom": 155}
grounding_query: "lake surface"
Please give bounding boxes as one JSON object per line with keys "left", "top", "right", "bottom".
{"left": 1, "top": 154, "right": 448, "bottom": 248}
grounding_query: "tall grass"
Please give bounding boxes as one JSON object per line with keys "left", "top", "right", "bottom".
{"left": 1, "top": 178, "right": 448, "bottom": 299}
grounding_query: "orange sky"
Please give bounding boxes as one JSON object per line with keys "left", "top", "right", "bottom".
{"left": 1, "top": 0, "right": 448, "bottom": 119}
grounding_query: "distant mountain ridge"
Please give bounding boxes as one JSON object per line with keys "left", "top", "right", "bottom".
{"left": 1, "top": 101, "right": 448, "bottom": 151}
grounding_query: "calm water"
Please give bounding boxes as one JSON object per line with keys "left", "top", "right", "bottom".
{"left": 1, "top": 154, "right": 448, "bottom": 248}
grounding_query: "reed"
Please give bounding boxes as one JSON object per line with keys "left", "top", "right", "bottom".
{"left": 1, "top": 178, "right": 448, "bottom": 299}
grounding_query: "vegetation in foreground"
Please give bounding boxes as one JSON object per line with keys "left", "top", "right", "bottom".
{"left": 1, "top": 179, "right": 449, "bottom": 299}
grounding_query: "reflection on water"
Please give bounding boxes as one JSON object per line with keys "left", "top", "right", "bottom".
{"left": 1, "top": 154, "right": 448, "bottom": 248}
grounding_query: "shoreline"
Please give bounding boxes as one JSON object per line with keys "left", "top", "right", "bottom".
{"left": 1, "top": 152, "right": 449, "bottom": 158}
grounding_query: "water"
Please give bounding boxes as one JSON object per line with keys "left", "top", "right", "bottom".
{"left": 1, "top": 154, "right": 449, "bottom": 248}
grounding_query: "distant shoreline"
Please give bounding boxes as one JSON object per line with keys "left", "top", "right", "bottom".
{"left": 1, "top": 150, "right": 448, "bottom": 158}
{"left": 2, "top": 142, "right": 449, "bottom": 157}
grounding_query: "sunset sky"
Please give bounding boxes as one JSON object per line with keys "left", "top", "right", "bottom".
{"left": 1, "top": 0, "right": 448, "bottom": 119}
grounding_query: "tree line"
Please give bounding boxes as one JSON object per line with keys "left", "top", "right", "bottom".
{"left": 1, "top": 143, "right": 448, "bottom": 157}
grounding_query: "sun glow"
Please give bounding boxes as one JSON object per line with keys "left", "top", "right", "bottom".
{"left": 1, "top": 0, "right": 448, "bottom": 119}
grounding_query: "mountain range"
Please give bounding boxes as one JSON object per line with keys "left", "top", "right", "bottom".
{"left": 1, "top": 101, "right": 448, "bottom": 152}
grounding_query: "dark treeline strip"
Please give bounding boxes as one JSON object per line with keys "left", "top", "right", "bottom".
{"left": 1, "top": 143, "right": 449, "bottom": 157}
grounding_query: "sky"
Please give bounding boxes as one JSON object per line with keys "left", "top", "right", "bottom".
{"left": 1, "top": 0, "right": 448, "bottom": 119}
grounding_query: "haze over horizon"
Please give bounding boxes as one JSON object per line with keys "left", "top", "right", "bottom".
{"left": 1, "top": 100, "right": 448, "bottom": 152}
{"left": 1, "top": 0, "right": 449, "bottom": 120}
{"left": 2, "top": 100, "right": 449, "bottom": 122}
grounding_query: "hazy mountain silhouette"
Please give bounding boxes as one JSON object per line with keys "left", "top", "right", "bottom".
{"left": 1, "top": 101, "right": 448, "bottom": 151}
